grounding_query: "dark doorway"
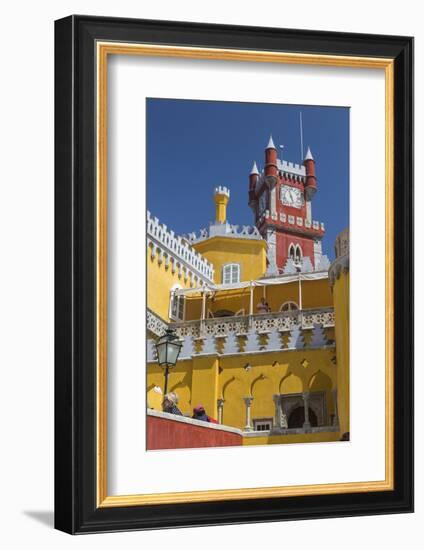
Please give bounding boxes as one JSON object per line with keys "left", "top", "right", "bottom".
{"left": 288, "top": 406, "right": 318, "bottom": 428}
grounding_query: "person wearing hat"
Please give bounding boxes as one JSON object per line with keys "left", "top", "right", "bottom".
{"left": 192, "top": 404, "right": 217, "bottom": 423}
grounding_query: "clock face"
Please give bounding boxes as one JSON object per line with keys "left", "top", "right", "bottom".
{"left": 280, "top": 185, "right": 303, "bottom": 209}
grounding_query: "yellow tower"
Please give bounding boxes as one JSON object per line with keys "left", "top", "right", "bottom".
{"left": 329, "top": 228, "right": 350, "bottom": 438}
{"left": 214, "top": 186, "right": 230, "bottom": 224}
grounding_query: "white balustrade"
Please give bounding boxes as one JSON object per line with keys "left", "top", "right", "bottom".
{"left": 171, "top": 308, "right": 335, "bottom": 339}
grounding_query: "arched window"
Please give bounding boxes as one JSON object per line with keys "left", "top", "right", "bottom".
{"left": 169, "top": 284, "right": 185, "bottom": 321}
{"left": 295, "top": 245, "right": 302, "bottom": 265}
{"left": 280, "top": 301, "right": 299, "bottom": 312}
{"left": 222, "top": 263, "right": 240, "bottom": 284}
{"left": 288, "top": 244, "right": 295, "bottom": 261}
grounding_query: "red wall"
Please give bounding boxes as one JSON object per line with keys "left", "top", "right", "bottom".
{"left": 147, "top": 414, "right": 243, "bottom": 450}
{"left": 276, "top": 232, "right": 316, "bottom": 270}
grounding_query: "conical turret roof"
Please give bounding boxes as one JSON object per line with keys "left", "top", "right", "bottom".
{"left": 250, "top": 161, "right": 259, "bottom": 175}
{"left": 304, "top": 146, "right": 314, "bottom": 161}
{"left": 266, "top": 135, "right": 276, "bottom": 149}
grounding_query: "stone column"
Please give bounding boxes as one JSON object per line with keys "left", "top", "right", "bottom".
{"left": 217, "top": 398, "right": 225, "bottom": 424}
{"left": 243, "top": 396, "right": 254, "bottom": 432}
{"left": 302, "top": 391, "right": 311, "bottom": 429}
{"left": 273, "top": 394, "right": 282, "bottom": 429}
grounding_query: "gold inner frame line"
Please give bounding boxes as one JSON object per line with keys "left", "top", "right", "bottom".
{"left": 96, "top": 42, "right": 394, "bottom": 508}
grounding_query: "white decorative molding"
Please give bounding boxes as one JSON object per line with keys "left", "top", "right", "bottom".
{"left": 146, "top": 339, "right": 158, "bottom": 362}
{"left": 147, "top": 211, "right": 214, "bottom": 283}
{"left": 170, "top": 308, "right": 334, "bottom": 344}
{"left": 214, "top": 186, "right": 230, "bottom": 197}
{"left": 184, "top": 221, "right": 262, "bottom": 244}
{"left": 146, "top": 308, "right": 168, "bottom": 337}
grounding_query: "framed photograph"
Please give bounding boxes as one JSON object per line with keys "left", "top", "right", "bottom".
{"left": 54, "top": 15, "right": 413, "bottom": 534}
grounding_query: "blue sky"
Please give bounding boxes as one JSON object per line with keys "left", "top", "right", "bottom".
{"left": 146, "top": 98, "right": 349, "bottom": 260}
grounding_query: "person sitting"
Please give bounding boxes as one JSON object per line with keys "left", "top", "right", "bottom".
{"left": 162, "top": 392, "right": 183, "bottom": 416}
{"left": 256, "top": 297, "right": 270, "bottom": 314}
{"left": 192, "top": 404, "right": 217, "bottom": 423}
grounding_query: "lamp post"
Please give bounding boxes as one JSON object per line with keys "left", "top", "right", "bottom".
{"left": 155, "top": 328, "right": 182, "bottom": 395}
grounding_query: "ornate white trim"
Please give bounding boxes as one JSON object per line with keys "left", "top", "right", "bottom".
{"left": 147, "top": 211, "right": 214, "bottom": 283}
{"left": 146, "top": 308, "right": 168, "bottom": 337}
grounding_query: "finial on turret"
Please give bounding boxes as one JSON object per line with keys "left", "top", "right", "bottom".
{"left": 266, "top": 135, "right": 276, "bottom": 150}
{"left": 250, "top": 161, "right": 259, "bottom": 175}
{"left": 304, "top": 146, "right": 314, "bottom": 161}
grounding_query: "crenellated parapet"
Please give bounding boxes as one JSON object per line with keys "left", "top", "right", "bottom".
{"left": 147, "top": 211, "right": 215, "bottom": 283}
{"left": 184, "top": 222, "right": 262, "bottom": 244}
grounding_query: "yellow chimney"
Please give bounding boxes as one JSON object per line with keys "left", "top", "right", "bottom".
{"left": 214, "top": 186, "right": 230, "bottom": 224}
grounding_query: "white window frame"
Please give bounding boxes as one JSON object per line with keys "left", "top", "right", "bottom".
{"left": 253, "top": 418, "right": 273, "bottom": 432}
{"left": 222, "top": 263, "right": 241, "bottom": 285}
{"left": 169, "top": 284, "right": 186, "bottom": 321}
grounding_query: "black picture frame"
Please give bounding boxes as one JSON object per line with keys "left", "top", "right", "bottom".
{"left": 55, "top": 15, "right": 413, "bottom": 534}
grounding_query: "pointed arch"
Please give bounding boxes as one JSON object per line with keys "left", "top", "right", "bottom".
{"left": 308, "top": 370, "right": 333, "bottom": 392}
{"left": 250, "top": 373, "right": 268, "bottom": 396}
{"left": 279, "top": 372, "right": 303, "bottom": 394}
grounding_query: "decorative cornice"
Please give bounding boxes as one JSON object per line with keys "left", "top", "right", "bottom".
{"left": 184, "top": 222, "right": 262, "bottom": 244}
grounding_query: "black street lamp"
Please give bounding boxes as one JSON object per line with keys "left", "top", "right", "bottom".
{"left": 155, "top": 328, "right": 182, "bottom": 395}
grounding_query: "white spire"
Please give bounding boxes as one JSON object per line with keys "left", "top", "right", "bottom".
{"left": 250, "top": 161, "right": 259, "bottom": 175}
{"left": 304, "top": 146, "right": 314, "bottom": 161}
{"left": 266, "top": 135, "right": 276, "bottom": 149}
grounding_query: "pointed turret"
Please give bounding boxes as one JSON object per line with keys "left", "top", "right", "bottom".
{"left": 250, "top": 161, "right": 259, "bottom": 175}
{"left": 304, "top": 146, "right": 314, "bottom": 161}
{"left": 248, "top": 161, "right": 260, "bottom": 213}
{"left": 249, "top": 161, "right": 259, "bottom": 189}
{"left": 265, "top": 135, "right": 278, "bottom": 186}
{"left": 303, "top": 145, "right": 317, "bottom": 200}
{"left": 266, "top": 135, "right": 276, "bottom": 150}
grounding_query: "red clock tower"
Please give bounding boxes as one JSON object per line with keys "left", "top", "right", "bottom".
{"left": 248, "top": 136, "right": 326, "bottom": 274}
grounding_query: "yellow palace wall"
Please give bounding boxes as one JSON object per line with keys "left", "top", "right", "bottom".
{"left": 147, "top": 344, "right": 341, "bottom": 444}
{"left": 332, "top": 269, "right": 350, "bottom": 436}
{"left": 192, "top": 236, "right": 267, "bottom": 283}
{"left": 146, "top": 245, "right": 194, "bottom": 322}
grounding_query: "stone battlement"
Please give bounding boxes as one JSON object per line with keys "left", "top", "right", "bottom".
{"left": 214, "top": 186, "right": 230, "bottom": 197}
{"left": 278, "top": 158, "right": 306, "bottom": 177}
{"left": 147, "top": 211, "right": 214, "bottom": 283}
